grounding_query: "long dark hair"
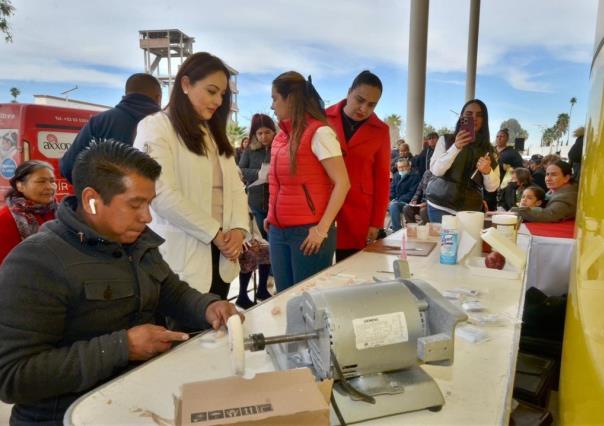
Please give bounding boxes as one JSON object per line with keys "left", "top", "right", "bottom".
{"left": 454, "top": 98, "right": 496, "bottom": 168}
{"left": 249, "top": 113, "right": 276, "bottom": 140}
{"left": 167, "top": 52, "right": 233, "bottom": 157}
{"left": 6, "top": 160, "right": 54, "bottom": 199}
{"left": 272, "top": 71, "right": 327, "bottom": 173}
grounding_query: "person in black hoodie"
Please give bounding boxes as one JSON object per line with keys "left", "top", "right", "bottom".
{"left": 59, "top": 73, "right": 162, "bottom": 183}
{"left": 413, "top": 132, "right": 438, "bottom": 176}
{"left": 0, "top": 141, "right": 241, "bottom": 424}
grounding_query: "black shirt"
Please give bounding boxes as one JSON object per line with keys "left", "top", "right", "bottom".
{"left": 341, "top": 111, "right": 366, "bottom": 142}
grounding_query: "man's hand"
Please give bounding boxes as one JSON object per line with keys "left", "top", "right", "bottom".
{"left": 127, "top": 324, "right": 189, "bottom": 361}
{"left": 366, "top": 227, "right": 379, "bottom": 244}
{"left": 205, "top": 301, "right": 244, "bottom": 330}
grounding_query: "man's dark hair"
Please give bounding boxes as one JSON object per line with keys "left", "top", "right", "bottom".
{"left": 350, "top": 70, "right": 383, "bottom": 93}
{"left": 72, "top": 139, "right": 161, "bottom": 204}
{"left": 125, "top": 73, "right": 162, "bottom": 99}
{"left": 427, "top": 132, "right": 438, "bottom": 139}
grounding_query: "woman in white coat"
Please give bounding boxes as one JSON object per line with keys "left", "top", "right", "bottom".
{"left": 134, "top": 52, "right": 249, "bottom": 299}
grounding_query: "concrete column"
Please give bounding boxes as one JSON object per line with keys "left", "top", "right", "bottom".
{"left": 406, "top": 0, "right": 430, "bottom": 154}
{"left": 465, "top": 0, "right": 481, "bottom": 101}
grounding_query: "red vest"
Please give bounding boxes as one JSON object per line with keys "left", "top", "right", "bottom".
{"left": 267, "top": 118, "right": 334, "bottom": 227}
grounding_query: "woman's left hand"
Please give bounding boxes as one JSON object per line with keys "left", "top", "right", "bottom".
{"left": 476, "top": 154, "right": 492, "bottom": 174}
{"left": 300, "top": 226, "right": 327, "bottom": 256}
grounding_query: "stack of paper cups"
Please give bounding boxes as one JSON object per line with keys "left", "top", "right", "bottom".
{"left": 457, "top": 211, "right": 485, "bottom": 258}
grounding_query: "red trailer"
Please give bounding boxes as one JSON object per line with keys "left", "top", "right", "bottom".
{"left": 0, "top": 103, "right": 97, "bottom": 206}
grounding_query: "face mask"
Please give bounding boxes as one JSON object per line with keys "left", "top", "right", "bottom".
{"left": 398, "top": 171, "right": 409, "bottom": 178}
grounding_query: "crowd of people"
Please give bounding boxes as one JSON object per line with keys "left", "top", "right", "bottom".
{"left": 0, "top": 51, "right": 583, "bottom": 424}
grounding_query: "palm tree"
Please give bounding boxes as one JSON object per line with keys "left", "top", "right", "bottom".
{"left": 384, "top": 114, "right": 402, "bottom": 128}
{"left": 226, "top": 122, "right": 248, "bottom": 146}
{"left": 1, "top": 0, "right": 16, "bottom": 42}
{"left": 555, "top": 113, "right": 570, "bottom": 147}
{"left": 384, "top": 114, "right": 402, "bottom": 147}
{"left": 567, "top": 97, "right": 577, "bottom": 145}
{"left": 542, "top": 127, "right": 556, "bottom": 147}
{"left": 9, "top": 86, "right": 19, "bottom": 103}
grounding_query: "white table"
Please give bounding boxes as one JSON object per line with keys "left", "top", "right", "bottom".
{"left": 520, "top": 224, "right": 575, "bottom": 296}
{"left": 66, "top": 233, "right": 530, "bottom": 425}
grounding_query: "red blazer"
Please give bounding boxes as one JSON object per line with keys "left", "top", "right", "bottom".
{"left": 327, "top": 100, "right": 391, "bottom": 249}
{"left": 0, "top": 205, "right": 55, "bottom": 265}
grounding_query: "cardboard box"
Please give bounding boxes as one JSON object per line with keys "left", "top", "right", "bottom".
{"left": 177, "top": 368, "right": 332, "bottom": 425}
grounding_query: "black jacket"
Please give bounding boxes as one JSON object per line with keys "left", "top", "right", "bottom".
{"left": 413, "top": 146, "right": 434, "bottom": 177}
{"left": 59, "top": 94, "right": 160, "bottom": 182}
{"left": 390, "top": 171, "right": 421, "bottom": 203}
{"left": 532, "top": 167, "right": 547, "bottom": 192}
{"left": 497, "top": 146, "right": 524, "bottom": 181}
{"left": 0, "top": 197, "right": 218, "bottom": 423}
{"left": 239, "top": 142, "right": 271, "bottom": 213}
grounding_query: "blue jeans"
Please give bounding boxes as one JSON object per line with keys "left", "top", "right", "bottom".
{"left": 268, "top": 224, "right": 336, "bottom": 293}
{"left": 250, "top": 207, "right": 268, "bottom": 239}
{"left": 427, "top": 204, "right": 453, "bottom": 223}
{"left": 389, "top": 200, "right": 406, "bottom": 231}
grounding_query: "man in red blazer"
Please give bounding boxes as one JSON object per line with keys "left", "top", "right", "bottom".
{"left": 327, "top": 71, "right": 391, "bottom": 261}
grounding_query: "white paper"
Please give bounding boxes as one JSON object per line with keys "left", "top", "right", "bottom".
{"left": 457, "top": 230, "right": 478, "bottom": 262}
{"left": 247, "top": 162, "right": 269, "bottom": 188}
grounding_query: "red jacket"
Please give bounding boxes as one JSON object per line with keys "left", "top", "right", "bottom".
{"left": 0, "top": 205, "right": 55, "bottom": 265}
{"left": 327, "top": 100, "right": 391, "bottom": 249}
{"left": 267, "top": 118, "right": 333, "bottom": 227}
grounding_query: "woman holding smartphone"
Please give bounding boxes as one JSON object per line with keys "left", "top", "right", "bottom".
{"left": 267, "top": 71, "right": 350, "bottom": 292}
{"left": 425, "top": 99, "right": 499, "bottom": 222}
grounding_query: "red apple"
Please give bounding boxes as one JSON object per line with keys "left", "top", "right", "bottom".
{"left": 485, "top": 251, "right": 506, "bottom": 270}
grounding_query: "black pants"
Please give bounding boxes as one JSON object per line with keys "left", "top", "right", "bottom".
{"left": 208, "top": 243, "right": 231, "bottom": 300}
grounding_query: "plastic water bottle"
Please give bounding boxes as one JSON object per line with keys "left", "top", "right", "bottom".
{"left": 440, "top": 215, "right": 459, "bottom": 265}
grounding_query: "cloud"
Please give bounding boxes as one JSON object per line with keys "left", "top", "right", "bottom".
{"left": 430, "top": 78, "right": 465, "bottom": 86}
{"left": 0, "top": 0, "right": 597, "bottom": 93}
{"left": 502, "top": 68, "right": 553, "bottom": 93}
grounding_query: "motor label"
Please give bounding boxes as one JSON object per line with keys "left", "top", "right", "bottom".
{"left": 352, "top": 311, "right": 408, "bottom": 350}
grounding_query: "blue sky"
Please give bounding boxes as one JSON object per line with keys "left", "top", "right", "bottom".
{"left": 0, "top": 0, "right": 597, "bottom": 148}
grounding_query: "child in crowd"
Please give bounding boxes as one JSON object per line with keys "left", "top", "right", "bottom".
{"left": 519, "top": 185, "right": 546, "bottom": 208}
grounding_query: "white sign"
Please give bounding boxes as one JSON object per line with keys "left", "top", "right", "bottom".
{"left": 352, "top": 312, "right": 409, "bottom": 350}
{"left": 37, "top": 131, "right": 77, "bottom": 159}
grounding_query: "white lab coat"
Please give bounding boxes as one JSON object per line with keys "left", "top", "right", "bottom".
{"left": 134, "top": 112, "right": 249, "bottom": 293}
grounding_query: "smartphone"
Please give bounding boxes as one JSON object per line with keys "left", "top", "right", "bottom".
{"left": 459, "top": 116, "right": 475, "bottom": 142}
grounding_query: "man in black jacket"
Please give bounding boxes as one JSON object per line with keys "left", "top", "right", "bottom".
{"left": 529, "top": 154, "right": 547, "bottom": 191}
{"left": 0, "top": 141, "right": 241, "bottom": 425}
{"left": 412, "top": 132, "right": 438, "bottom": 176}
{"left": 59, "top": 73, "right": 162, "bottom": 183}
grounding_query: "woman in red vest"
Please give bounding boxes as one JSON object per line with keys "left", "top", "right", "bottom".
{"left": 267, "top": 71, "right": 350, "bottom": 292}
{"left": 0, "top": 161, "right": 57, "bottom": 264}
{"left": 326, "top": 70, "right": 391, "bottom": 261}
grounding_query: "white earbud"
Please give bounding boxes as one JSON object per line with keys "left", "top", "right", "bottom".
{"left": 89, "top": 199, "right": 97, "bottom": 215}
